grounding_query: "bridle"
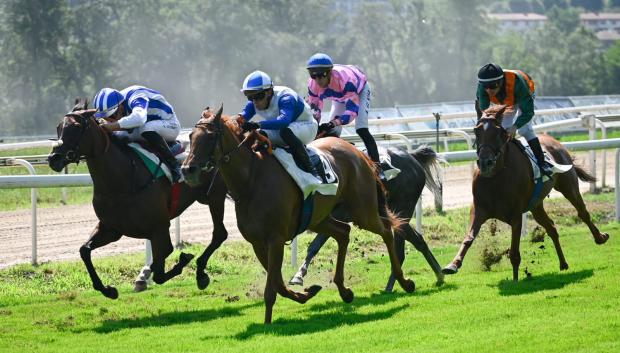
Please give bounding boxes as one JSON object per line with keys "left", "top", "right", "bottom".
{"left": 193, "top": 118, "right": 253, "bottom": 172}
{"left": 475, "top": 117, "right": 509, "bottom": 166}
{"left": 56, "top": 112, "right": 110, "bottom": 163}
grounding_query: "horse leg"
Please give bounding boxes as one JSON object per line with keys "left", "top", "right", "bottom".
{"left": 509, "top": 217, "right": 523, "bottom": 281}
{"left": 289, "top": 233, "right": 330, "bottom": 286}
{"left": 556, "top": 179, "right": 609, "bottom": 245}
{"left": 196, "top": 202, "right": 229, "bottom": 290}
{"left": 443, "top": 207, "right": 487, "bottom": 274}
{"left": 313, "top": 218, "right": 354, "bottom": 302}
{"left": 79, "top": 222, "right": 122, "bottom": 299}
{"left": 530, "top": 204, "right": 569, "bottom": 271}
{"left": 150, "top": 233, "right": 195, "bottom": 285}
{"left": 384, "top": 233, "right": 405, "bottom": 293}
{"left": 264, "top": 241, "right": 322, "bottom": 324}
{"left": 394, "top": 224, "right": 444, "bottom": 286}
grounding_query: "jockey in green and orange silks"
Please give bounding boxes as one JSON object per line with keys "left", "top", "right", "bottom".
{"left": 476, "top": 63, "right": 552, "bottom": 176}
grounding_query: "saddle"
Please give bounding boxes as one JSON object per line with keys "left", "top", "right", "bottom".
{"left": 513, "top": 138, "right": 572, "bottom": 182}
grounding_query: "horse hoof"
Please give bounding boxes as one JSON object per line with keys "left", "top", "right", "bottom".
{"left": 289, "top": 275, "right": 304, "bottom": 286}
{"left": 133, "top": 280, "right": 148, "bottom": 292}
{"left": 103, "top": 286, "right": 119, "bottom": 299}
{"left": 197, "top": 273, "right": 210, "bottom": 290}
{"left": 339, "top": 287, "right": 354, "bottom": 303}
{"left": 179, "top": 252, "right": 195, "bottom": 266}
{"left": 560, "top": 263, "right": 569, "bottom": 271}
{"left": 305, "top": 285, "right": 322, "bottom": 298}
{"left": 596, "top": 233, "right": 609, "bottom": 245}
{"left": 401, "top": 279, "right": 416, "bottom": 293}
{"left": 442, "top": 263, "right": 459, "bottom": 275}
{"left": 435, "top": 273, "right": 445, "bottom": 286}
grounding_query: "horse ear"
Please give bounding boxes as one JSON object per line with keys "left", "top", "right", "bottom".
{"left": 496, "top": 105, "right": 506, "bottom": 124}
{"left": 214, "top": 103, "right": 223, "bottom": 124}
{"left": 475, "top": 99, "right": 482, "bottom": 120}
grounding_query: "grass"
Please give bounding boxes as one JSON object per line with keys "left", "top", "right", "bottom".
{"left": 0, "top": 192, "right": 618, "bottom": 353}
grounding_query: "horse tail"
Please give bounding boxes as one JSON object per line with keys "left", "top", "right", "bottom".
{"left": 410, "top": 145, "right": 445, "bottom": 205}
{"left": 571, "top": 156, "right": 597, "bottom": 182}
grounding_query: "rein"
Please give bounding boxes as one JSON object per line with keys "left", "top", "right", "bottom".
{"left": 63, "top": 113, "right": 111, "bottom": 162}
{"left": 194, "top": 121, "right": 254, "bottom": 170}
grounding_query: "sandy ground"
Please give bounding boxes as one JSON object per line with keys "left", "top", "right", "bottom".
{"left": 0, "top": 151, "right": 614, "bottom": 269}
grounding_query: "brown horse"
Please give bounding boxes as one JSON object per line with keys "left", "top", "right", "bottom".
{"left": 442, "top": 105, "right": 609, "bottom": 281}
{"left": 182, "top": 105, "right": 415, "bottom": 324}
{"left": 47, "top": 100, "right": 229, "bottom": 299}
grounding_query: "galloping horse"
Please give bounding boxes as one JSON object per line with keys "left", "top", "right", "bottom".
{"left": 289, "top": 145, "right": 445, "bottom": 290}
{"left": 182, "top": 105, "right": 415, "bottom": 324}
{"left": 442, "top": 104, "right": 609, "bottom": 281}
{"left": 48, "top": 100, "right": 229, "bottom": 299}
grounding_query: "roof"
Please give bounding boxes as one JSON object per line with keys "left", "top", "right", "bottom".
{"left": 487, "top": 13, "right": 547, "bottom": 21}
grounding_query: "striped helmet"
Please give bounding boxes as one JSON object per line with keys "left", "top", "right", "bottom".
{"left": 93, "top": 88, "right": 124, "bottom": 118}
{"left": 306, "top": 53, "right": 333, "bottom": 70}
{"left": 241, "top": 71, "right": 273, "bottom": 92}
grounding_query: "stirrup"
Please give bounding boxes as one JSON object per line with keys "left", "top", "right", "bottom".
{"left": 538, "top": 162, "right": 553, "bottom": 177}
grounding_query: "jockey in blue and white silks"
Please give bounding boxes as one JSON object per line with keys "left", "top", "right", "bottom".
{"left": 93, "top": 85, "right": 182, "bottom": 182}
{"left": 238, "top": 70, "right": 324, "bottom": 181}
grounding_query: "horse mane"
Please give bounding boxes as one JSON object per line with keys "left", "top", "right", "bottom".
{"left": 482, "top": 105, "right": 506, "bottom": 118}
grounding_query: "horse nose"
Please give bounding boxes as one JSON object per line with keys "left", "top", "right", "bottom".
{"left": 48, "top": 153, "right": 64, "bottom": 172}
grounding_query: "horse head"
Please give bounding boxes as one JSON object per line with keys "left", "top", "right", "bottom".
{"left": 474, "top": 104, "right": 508, "bottom": 177}
{"left": 182, "top": 104, "right": 231, "bottom": 186}
{"left": 47, "top": 101, "right": 107, "bottom": 172}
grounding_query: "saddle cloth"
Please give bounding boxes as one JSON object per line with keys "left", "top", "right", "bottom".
{"left": 272, "top": 146, "right": 338, "bottom": 199}
{"left": 517, "top": 137, "right": 572, "bottom": 182}
{"left": 359, "top": 146, "right": 402, "bottom": 181}
{"left": 127, "top": 142, "right": 185, "bottom": 184}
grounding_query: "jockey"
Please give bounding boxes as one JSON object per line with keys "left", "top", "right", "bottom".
{"left": 306, "top": 53, "right": 385, "bottom": 180}
{"left": 476, "top": 63, "right": 552, "bottom": 176}
{"left": 93, "top": 86, "right": 182, "bottom": 183}
{"left": 238, "top": 70, "right": 326, "bottom": 182}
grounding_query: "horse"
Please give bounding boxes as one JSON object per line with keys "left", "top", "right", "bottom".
{"left": 181, "top": 105, "right": 415, "bottom": 324}
{"left": 442, "top": 104, "right": 609, "bottom": 281}
{"left": 289, "top": 145, "right": 445, "bottom": 291}
{"left": 47, "top": 99, "right": 229, "bottom": 299}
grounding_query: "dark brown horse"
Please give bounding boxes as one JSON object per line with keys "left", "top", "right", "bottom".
{"left": 182, "top": 105, "right": 415, "bottom": 324}
{"left": 442, "top": 105, "right": 609, "bottom": 281}
{"left": 47, "top": 100, "right": 229, "bottom": 299}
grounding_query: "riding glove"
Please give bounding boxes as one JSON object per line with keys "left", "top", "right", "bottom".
{"left": 242, "top": 121, "right": 260, "bottom": 132}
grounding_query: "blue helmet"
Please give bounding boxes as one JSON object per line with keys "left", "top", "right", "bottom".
{"left": 93, "top": 88, "right": 124, "bottom": 118}
{"left": 306, "top": 53, "right": 334, "bottom": 70}
{"left": 241, "top": 70, "right": 273, "bottom": 92}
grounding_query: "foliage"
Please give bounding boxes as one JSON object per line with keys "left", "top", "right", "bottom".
{"left": 0, "top": 0, "right": 617, "bottom": 136}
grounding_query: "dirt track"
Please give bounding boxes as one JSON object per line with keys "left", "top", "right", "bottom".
{"left": 0, "top": 151, "right": 613, "bottom": 269}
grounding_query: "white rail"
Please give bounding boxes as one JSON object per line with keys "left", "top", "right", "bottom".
{"left": 1, "top": 138, "right": 619, "bottom": 268}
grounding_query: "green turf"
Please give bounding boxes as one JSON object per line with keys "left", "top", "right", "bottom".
{"left": 0, "top": 192, "right": 617, "bottom": 353}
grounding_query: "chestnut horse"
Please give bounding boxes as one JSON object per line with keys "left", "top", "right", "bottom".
{"left": 48, "top": 100, "right": 229, "bottom": 299}
{"left": 442, "top": 105, "right": 609, "bottom": 281}
{"left": 182, "top": 105, "right": 415, "bottom": 324}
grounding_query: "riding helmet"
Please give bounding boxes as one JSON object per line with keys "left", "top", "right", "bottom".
{"left": 241, "top": 70, "right": 273, "bottom": 92}
{"left": 93, "top": 88, "right": 124, "bottom": 119}
{"left": 477, "top": 63, "right": 504, "bottom": 83}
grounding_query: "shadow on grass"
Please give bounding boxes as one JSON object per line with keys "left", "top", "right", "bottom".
{"left": 89, "top": 302, "right": 261, "bottom": 333}
{"left": 231, "top": 285, "right": 457, "bottom": 340}
{"left": 497, "top": 269, "right": 593, "bottom": 296}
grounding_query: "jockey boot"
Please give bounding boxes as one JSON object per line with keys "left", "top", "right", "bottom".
{"left": 280, "top": 127, "right": 325, "bottom": 182}
{"left": 357, "top": 128, "right": 386, "bottom": 181}
{"left": 141, "top": 131, "right": 181, "bottom": 183}
{"left": 528, "top": 137, "right": 552, "bottom": 177}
